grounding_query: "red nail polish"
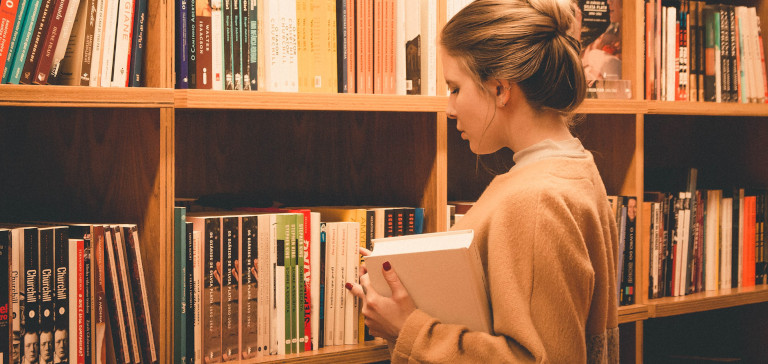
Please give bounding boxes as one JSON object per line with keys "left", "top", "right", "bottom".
{"left": 383, "top": 261, "right": 391, "bottom": 271}
{"left": 345, "top": 282, "right": 353, "bottom": 290}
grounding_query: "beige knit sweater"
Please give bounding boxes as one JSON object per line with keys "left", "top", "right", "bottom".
{"left": 390, "top": 151, "right": 619, "bottom": 363}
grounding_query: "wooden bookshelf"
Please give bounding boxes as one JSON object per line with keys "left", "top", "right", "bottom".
{"left": 618, "top": 304, "right": 650, "bottom": 324}
{"left": 0, "top": 84, "right": 174, "bottom": 108}
{"left": 647, "top": 285, "right": 768, "bottom": 318}
{"left": 242, "top": 340, "right": 390, "bottom": 364}
{"left": 647, "top": 100, "right": 768, "bottom": 116}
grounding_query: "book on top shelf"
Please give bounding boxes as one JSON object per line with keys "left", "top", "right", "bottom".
{"left": 366, "top": 229, "right": 491, "bottom": 333}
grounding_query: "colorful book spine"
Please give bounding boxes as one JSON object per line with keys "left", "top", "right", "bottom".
{"left": 19, "top": 0, "right": 55, "bottom": 84}
{"left": 1, "top": 0, "right": 30, "bottom": 82}
{"left": 195, "top": 0, "right": 212, "bottom": 88}
{"left": 7, "top": 0, "right": 43, "bottom": 83}
{"left": 176, "top": 0, "right": 189, "bottom": 88}
{"left": 0, "top": 229, "right": 9, "bottom": 363}
{"left": 187, "top": 0, "right": 196, "bottom": 88}
{"left": 0, "top": 0, "right": 22, "bottom": 77}
{"left": 31, "top": 0, "right": 73, "bottom": 84}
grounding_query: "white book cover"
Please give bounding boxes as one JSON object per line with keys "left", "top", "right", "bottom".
{"left": 334, "top": 221, "right": 347, "bottom": 345}
{"left": 192, "top": 230, "right": 202, "bottom": 363}
{"left": 749, "top": 8, "right": 764, "bottom": 102}
{"left": 343, "top": 221, "right": 359, "bottom": 345}
{"left": 738, "top": 190, "right": 744, "bottom": 287}
{"left": 660, "top": 7, "right": 666, "bottom": 101}
{"left": 666, "top": 6, "right": 677, "bottom": 102}
{"left": 366, "top": 229, "right": 491, "bottom": 333}
{"left": 309, "top": 212, "right": 321, "bottom": 349}
{"left": 99, "top": 0, "right": 120, "bottom": 87}
{"left": 89, "top": 0, "right": 108, "bottom": 86}
{"left": 110, "top": 0, "right": 134, "bottom": 87}
{"left": 420, "top": 0, "right": 436, "bottom": 96}
{"left": 323, "top": 222, "right": 337, "bottom": 346}
{"left": 263, "top": 0, "right": 279, "bottom": 91}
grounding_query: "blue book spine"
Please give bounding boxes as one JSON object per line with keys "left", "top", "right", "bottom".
{"left": 187, "top": 0, "right": 195, "bottom": 88}
{"left": 176, "top": 0, "right": 189, "bottom": 88}
{"left": 7, "top": 0, "right": 41, "bottom": 84}
{"left": 129, "top": 0, "right": 147, "bottom": 87}
{"left": 2, "top": 0, "right": 30, "bottom": 82}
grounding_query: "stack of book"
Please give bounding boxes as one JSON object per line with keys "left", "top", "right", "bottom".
{"left": 0, "top": 222, "right": 157, "bottom": 364}
{"left": 0, "top": 0, "right": 148, "bottom": 86}
{"left": 174, "top": 204, "right": 424, "bottom": 362}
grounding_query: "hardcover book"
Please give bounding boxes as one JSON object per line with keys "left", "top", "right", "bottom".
{"left": 366, "top": 229, "right": 491, "bottom": 333}
{"left": 123, "top": 225, "right": 158, "bottom": 363}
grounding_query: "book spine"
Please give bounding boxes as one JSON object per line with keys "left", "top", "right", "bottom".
{"left": 336, "top": 0, "right": 347, "bottom": 92}
{"left": 248, "top": 0, "right": 257, "bottom": 89}
{"left": 67, "top": 238, "right": 80, "bottom": 364}
{"left": 267, "top": 214, "right": 278, "bottom": 355}
{"left": 123, "top": 225, "right": 157, "bottom": 363}
{"left": 87, "top": 0, "right": 105, "bottom": 86}
{"left": 99, "top": 0, "right": 120, "bottom": 87}
{"left": 344, "top": 222, "right": 359, "bottom": 344}
{"left": 185, "top": 222, "right": 195, "bottom": 364}
{"left": 191, "top": 228, "right": 202, "bottom": 363}
{"left": 92, "top": 225, "right": 106, "bottom": 364}
{"left": 113, "top": 227, "right": 141, "bottom": 363}
{"left": 240, "top": 0, "right": 249, "bottom": 89}
{"left": 301, "top": 212, "right": 312, "bottom": 351}
{"left": 0, "top": 0, "right": 21, "bottom": 77}
{"left": 174, "top": 208, "right": 187, "bottom": 364}
{"left": 2, "top": 0, "right": 29, "bottom": 82}
{"left": 39, "top": 228, "right": 55, "bottom": 353}
{"left": 240, "top": 216, "right": 259, "bottom": 359}
{"left": 323, "top": 222, "right": 336, "bottom": 346}
{"left": 204, "top": 218, "right": 223, "bottom": 362}
{"left": 274, "top": 215, "right": 287, "bottom": 355}
{"left": 232, "top": 0, "right": 242, "bottom": 90}
{"left": 221, "top": 217, "right": 239, "bottom": 361}
{"left": 195, "top": 0, "right": 211, "bottom": 88}
{"left": 222, "top": 0, "right": 233, "bottom": 89}
{"left": 0, "top": 230, "right": 9, "bottom": 362}
{"left": 104, "top": 228, "right": 130, "bottom": 363}
{"left": 10, "top": 229, "right": 21, "bottom": 362}
{"left": 32, "top": 0, "right": 71, "bottom": 84}
{"left": 288, "top": 215, "right": 297, "bottom": 353}
{"left": 317, "top": 222, "right": 326, "bottom": 347}
{"left": 310, "top": 212, "right": 321, "bottom": 349}
{"left": 210, "top": 0, "right": 222, "bottom": 89}
{"left": 334, "top": 222, "right": 346, "bottom": 345}
{"left": 128, "top": 0, "right": 146, "bottom": 86}
{"left": 256, "top": 215, "right": 270, "bottom": 356}
{"left": 83, "top": 236, "right": 92, "bottom": 364}
{"left": 7, "top": 0, "right": 42, "bottom": 83}
{"left": 47, "top": 0, "right": 84, "bottom": 83}
{"left": 19, "top": 0, "right": 55, "bottom": 84}
{"left": 109, "top": 0, "right": 132, "bottom": 86}
{"left": 187, "top": 0, "right": 196, "bottom": 88}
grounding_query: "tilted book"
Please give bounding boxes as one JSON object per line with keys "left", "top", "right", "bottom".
{"left": 366, "top": 229, "right": 491, "bottom": 333}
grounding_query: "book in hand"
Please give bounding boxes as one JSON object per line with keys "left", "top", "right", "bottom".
{"left": 365, "top": 229, "right": 492, "bottom": 334}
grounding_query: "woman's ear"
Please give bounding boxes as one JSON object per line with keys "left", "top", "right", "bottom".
{"left": 495, "top": 79, "right": 513, "bottom": 108}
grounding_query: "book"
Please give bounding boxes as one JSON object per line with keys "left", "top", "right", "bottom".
{"left": 103, "top": 227, "right": 130, "bottom": 364}
{"left": 2, "top": 0, "right": 30, "bottom": 82}
{"left": 221, "top": 216, "right": 239, "bottom": 361}
{"left": 129, "top": 0, "right": 147, "bottom": 86}
{"left": 123, "top": 225, "right": 158, "bottom": 363}
{"left": 112, "top": 226, "right": 142, "bottom": 363}
{"left": 0, "top": 228, "right": 9, "bottom": 363}
{"left": 174, "top": 207, "right": 188, "bottom": 364}
{"left": 239, "top": 215, "right": 259, "bottom": 359}
{"left": 187, "top": 215, "right": 222, "bottom": 362}
{"left": 366, "top": 229, "right": 491, "bottom": 333}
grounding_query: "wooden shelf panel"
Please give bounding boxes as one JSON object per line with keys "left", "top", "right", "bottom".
{"left": 577, "top": 99, "right": 647, "bottom": 114}
{"left": 647, "top": 101, "right": 768, "bottom": 116}
{"left": 0, "top": 84, "right": 173, "bottom": 107}
{"left": 175, "top": 90, "right": 447, "bottom": 111}
{"left": 648, "top": 285, "right": 768, "bottom": 318}
{"left": 618, "top": 304, "right": 650, "bottom": 323}
{"left": 242, "top": 340, "right": 390, "bottom": 363}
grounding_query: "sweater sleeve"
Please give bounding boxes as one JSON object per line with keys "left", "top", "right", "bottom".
{"left": 390, "top": 186, "right": 602, "bottom": 363}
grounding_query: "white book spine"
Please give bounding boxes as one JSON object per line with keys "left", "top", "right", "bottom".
{"left": 749, "top": 8, "right": 764, "bottom": 102}
{"left": 50, "top": 0, "right": 84, "bottom": 77}
{"left": 99, "top": 0, "right": 120, "bottom": 87}
{"left": 310, "top": 212, "right": 321, "bottom": 349}
{"left": 738, "top": 191, "right": 744, "bottom": 287}
{"left": 323, "top": 222, "right": 337, "bottom": 346}
{"left": 211, "top": 0, "right": 224, "bottom": 90}
{"left": 110, "top": 0, "right": 134, "bottom": 87}
{"left": 666, "top": 7, "right": 677, "bottom": 101}
{"left": 343, "top": 222, "right": 359, "bottom": 345}
{"left": 660, "top": 7, "right": 666, "bottom": 101}
{"left": 720, "top": 198, "right": 731, "bottom": 289}
{"left": 334, "top": 222, "right": 347, "bottom": 345}
{"left": 280, "top": 0, "right": 298, "bottom": 92}
{"left": 90, "top": 0, "right": 108, "bottom": 86}
{"left": 420, "top": 0, "right": 436, "bottom": 96}
{"left": 264, "top": 0, "right": 279, "bottom": 91}
{"left": 256, "top": 215, "right": 270, "bottom": 356}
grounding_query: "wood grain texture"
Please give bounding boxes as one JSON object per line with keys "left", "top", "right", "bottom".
{"left": 647, "top": 285, "right": 768, "bottom": 318}
{"left": 0, "top": 107, "right": 166, "bottom": 360}
{"left": 241, "top": 339, "right": 390, "bottom": 363}
{"left": 0, "top": 85, "right": 174, "bottom": 107}
{"left": 175, "top": 110, "right": 437, "bottom": 210}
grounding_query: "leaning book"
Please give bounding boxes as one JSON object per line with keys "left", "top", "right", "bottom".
{"left": 366, "top": 229, "right": 491, "bottom": 334}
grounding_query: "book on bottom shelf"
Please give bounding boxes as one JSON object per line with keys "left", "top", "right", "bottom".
{"left": 366, "top": 229, "right": 491, "bottom": 334}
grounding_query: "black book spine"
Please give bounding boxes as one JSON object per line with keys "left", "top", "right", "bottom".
{"left": 54, "top": 227, "right": 70, "bottom": 364}
{"left": 39, "top": 228, "right": 55, "bottom": 359}
{"left": 0, "top": 230, "right": 10, "bottom": 361}
{"left": 241, "top": 216, "right": 258, "bottom": 358}
{"left": 222, "top": 217, "right": 240, "bottom": 361}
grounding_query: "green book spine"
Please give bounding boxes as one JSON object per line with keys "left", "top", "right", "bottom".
{"left": 174, "top": 207, "right": 187, "bottom": 364}
{"left": 296, "top": 213, "right": 305, "bottom": 352}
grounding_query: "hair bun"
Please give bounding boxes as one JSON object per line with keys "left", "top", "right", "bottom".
{"left": 527, "top": 0, "right": 575, "bottom": 36}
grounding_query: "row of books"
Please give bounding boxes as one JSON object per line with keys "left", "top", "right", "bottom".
{"left": 644, "top": 1, "right": 768, "bottom": 103}
{"left": 645, "top": 171, "right": 768, "bottom": 299}
{"left": 175, "top": 0, "right": 452, "bottom": 95}
{"left": 0, "top": 223, "right": 157, "bottom": 364}
{"left": 0, "top": 0, "right": 148, "bottom": 86}
{"left": 609, "top": 196, "right": 637, "bottom": 306}
{"left": 173, "top": 205, "right": 424, "bottom": 362}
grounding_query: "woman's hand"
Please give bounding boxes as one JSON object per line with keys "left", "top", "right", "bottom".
{"left": 346, "top": 249, "right": 416, "bottom": 342}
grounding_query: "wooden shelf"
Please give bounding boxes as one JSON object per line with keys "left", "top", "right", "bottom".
{"left": 647, "top": 285, "right": 768, "bottom": 318}
{"left": 174, "top": 89, "right": 447, "bottom": 112}
{"left": 577, "top": 99, "right": 647, "bottom": 114}
{"left": 618, "top": 304, "right": 650, "bottom": 324}
{"left": 242, "top": 340, "right": 390, "bottom": 364}
{"left": 0, "top": 84, "right": 174, "bottom": 108}
{"left": 647, "top": 101, "right": 768, "bottom": 116}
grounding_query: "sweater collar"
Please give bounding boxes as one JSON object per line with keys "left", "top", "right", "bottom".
{"left": 511, "top": 138, "right": 587, "bottom": 169}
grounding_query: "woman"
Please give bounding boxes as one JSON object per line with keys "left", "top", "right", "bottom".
{"left": 347, "top": 0, "right": 620, "bottom": 362}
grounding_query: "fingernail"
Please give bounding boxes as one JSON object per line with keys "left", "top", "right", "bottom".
{"left": 345, "top": 282, "right": 353, "bottom": 290}
{"left": 383, "top": 261, "right": 391, "bottom": 271}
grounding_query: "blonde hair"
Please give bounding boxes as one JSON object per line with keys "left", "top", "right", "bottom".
{"left": 441, "top": 0, "right": 586, "bottom": 114}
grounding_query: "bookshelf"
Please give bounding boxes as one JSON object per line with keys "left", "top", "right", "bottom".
{"left": 2, "top": 0, "right": 768, "bottom": 362}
